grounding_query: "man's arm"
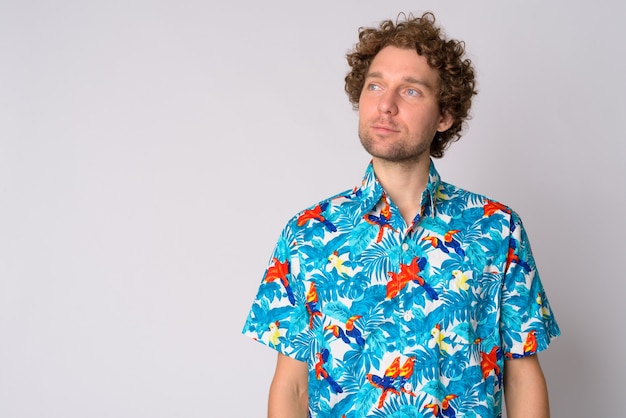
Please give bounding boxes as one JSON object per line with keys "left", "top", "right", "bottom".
{"left": 268, "top": 353, "right": 309, "bottom": 418}
{"left": 503, "top": 354, "right": 550, "bottom": 418}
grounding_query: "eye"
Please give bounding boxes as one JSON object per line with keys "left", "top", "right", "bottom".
{"left": 367, "top": 83, "right": 382, "bottom": 91}
{"left": 406, "top": 88, "right": 421, "bottom": 97}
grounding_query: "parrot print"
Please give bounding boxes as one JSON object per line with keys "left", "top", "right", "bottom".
{"left": 243, "top": 161, "right": 560, "bottom": 417}
{"left": 297, "top": 201, "right": 337, "bottom": 232}
{"left": 367, "top": 356, "right": 417, "bottom": 408}
{"left": 264, "top": 257, "right": 295, "bottom": 305}
{"left": 315, "top": 348, "right": 343, "bottom": 394}
{"left": 386, "top": 256, "right": 438, "bottom": 300}
{"left": 305, "top": 282, "right": 323, "bottom": 329}
{"left": 364, "top": 193, "right": 394, "bottom": 243}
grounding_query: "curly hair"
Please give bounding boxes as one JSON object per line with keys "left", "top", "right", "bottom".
{"left": 345, "top": 12, "right": 477, "bottom": 158}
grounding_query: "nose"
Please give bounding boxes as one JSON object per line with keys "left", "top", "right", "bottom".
{"left": 378, "top": 91, "right": 398, "bottom": 115}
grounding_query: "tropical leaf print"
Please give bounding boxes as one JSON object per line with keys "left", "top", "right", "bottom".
{"left": 242, "top": 161, "right": 560, "bottom": 417}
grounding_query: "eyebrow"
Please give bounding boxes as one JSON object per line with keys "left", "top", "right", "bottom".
{"left": 366, "top": 71, "right": 436, "bottom": 91}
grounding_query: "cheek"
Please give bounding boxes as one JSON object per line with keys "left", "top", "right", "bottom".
{"left": 357, "top": 102, "right": 369, "bottom": 121}
{"left": 358, "top": 97, "right": 376, "bottom": 118}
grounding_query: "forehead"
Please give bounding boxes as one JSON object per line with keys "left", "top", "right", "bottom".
{"left": 368, "top": 45, "right": 440, "bottom": 87}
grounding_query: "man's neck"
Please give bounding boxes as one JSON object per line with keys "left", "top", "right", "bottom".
{"left": 372, "top": 157, "right": 431, "bottom": 226}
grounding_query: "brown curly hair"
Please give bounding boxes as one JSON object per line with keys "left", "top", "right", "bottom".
{"left": 345, "top": 12, "right": 477, "bottom": 158}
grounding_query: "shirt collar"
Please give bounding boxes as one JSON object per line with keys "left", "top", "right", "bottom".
{"left": 356, "top": 159, "right": 442, "bottom": 219}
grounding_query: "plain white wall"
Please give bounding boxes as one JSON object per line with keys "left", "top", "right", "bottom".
{"left": 1, "top": 1, "right": 624, "bottom": 417}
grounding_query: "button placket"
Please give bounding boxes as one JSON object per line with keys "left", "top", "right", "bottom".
{"left": 399, "top": 234, "right": 419, "bottom": 354}
{"left": 398, "top": 239, "right": 411, "bottom": 323}
{"left": 403, "top": 310, "right": 413, "bottom": 322}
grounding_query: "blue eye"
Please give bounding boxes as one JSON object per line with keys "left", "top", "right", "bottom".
{"left": 406, "top": 88, "right": 420, "bottom": 97}
{"left": 367, "top": 83, "right": 381, "bottom": 91}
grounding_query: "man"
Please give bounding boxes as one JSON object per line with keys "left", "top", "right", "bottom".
{"left": 243, "top": 12, "right": 560, "bottom": 418}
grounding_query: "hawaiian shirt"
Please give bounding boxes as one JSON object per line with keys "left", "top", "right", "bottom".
{"left": 242, "top": 161, "right": 560, "bottom": 418}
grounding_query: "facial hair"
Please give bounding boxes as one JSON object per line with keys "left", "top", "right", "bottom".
{"left": 358, "top": 118, "right": 433, "bottom": 164}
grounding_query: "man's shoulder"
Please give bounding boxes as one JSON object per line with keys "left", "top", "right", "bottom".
{"left": 437, "top": 180, "right": 518, "bottom": 219}
{"left": 439, "top": 180, "right": 490, "bottom": 203}
{"left": 282, "top": 186, "right": 362, "bottom": 230}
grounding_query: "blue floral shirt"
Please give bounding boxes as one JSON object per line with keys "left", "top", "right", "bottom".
{"left": 243, "top": 161, "right": 560, "bottom": 418}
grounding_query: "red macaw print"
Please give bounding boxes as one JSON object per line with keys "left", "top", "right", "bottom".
{"left": 483, "top": 200, "right": 509, "bottom": 216}
{"left": 398, "top": 357, "right": 416, "bottom": 396}
{"left": 264, "top": 257, "right": 295, "bottom": 305}
{"left": 505, "top": 237, "right": 532, "bottom": 273}
{"left": 368, "top": 357, "right": 416, "bottom": 408}
{"left": 297, "top": 201, "right": 337, "bottom": 232}
{"left": 386, "top": 256, "right": 438, "bottom": 300}
{"left": 364, "top": 197, "right": 394, "bottom": 243}
{"left": 480, "top": 346, "right": 502, "bottom": 381}
{"left": 523, "top": 330, "right": 538, "bottom": 354}
{"left": 367, "top": 357, "right": 401, "bottom": 408}
{"left": 306, "top": 282, "right": 323, "bottom": 329}
{"left": 315, "top": 348, "right": 343, "bottom": 393}
{"left": 503, "top": 331, "right": 538, "bottom": 360}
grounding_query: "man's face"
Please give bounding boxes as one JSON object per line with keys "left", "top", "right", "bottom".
{"left": 358, "top": 46, "right": 453, "bottom": 164}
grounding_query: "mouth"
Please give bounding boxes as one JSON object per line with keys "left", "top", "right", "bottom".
{"left": 370, "top": 118, "right": 400, "bottom": 135}
{"left": 371, "top": 124, "right": 400, "bottom": 135}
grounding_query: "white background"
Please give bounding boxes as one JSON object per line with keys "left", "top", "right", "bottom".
{"left": 1, "top": 1, "right": 624, "bottom": 417}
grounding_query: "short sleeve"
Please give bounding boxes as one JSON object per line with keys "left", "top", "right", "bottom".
{"left": 499, "top": 212, "right": 560, "bottom": 358}
{"left": 241, "top": 220, "right": 310, "bottom": 362}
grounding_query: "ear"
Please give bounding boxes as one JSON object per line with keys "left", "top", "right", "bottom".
{"left": 437, "top": 112, "right": 454, "bottom": 133}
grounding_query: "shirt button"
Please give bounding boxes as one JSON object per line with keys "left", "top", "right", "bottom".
{"left": 401, "top": 243, "right": 409, "bottom": 251}
{"left": 403, "top": 311, "right": 413, "bottom": 321}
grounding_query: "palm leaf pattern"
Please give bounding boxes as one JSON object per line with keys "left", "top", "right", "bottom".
{"left": 243, "top": 161, "right": 560, "bottom": 417}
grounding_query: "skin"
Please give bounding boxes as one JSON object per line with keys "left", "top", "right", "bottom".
{"left": 504, "top": 355, "right": 551, "bottom": 418}
{"left": 268, "top": 353, "right": 308, "bottom": 418}
{"left": 269, "top": 353, "right": 551, "bottom": 417}
{"left": 358, "top": 46, "right": 453, "bottom": 224}
{"left": 267, "top": 45, "right": 551, "bottom": 417}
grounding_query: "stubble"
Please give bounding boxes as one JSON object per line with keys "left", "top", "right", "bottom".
{"left": 358, "top": 120, "right": 432, "bottom": 164}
